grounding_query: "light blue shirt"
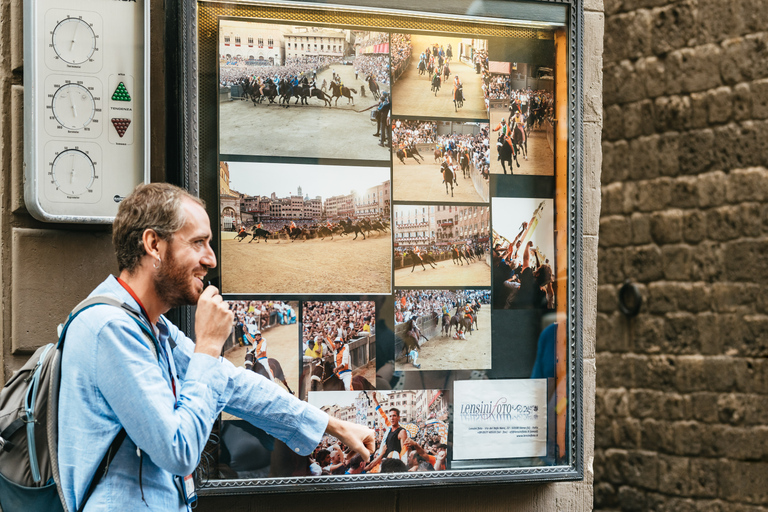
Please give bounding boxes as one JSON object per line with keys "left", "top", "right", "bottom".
{"left": 58, "top": 276, "right": 328, "bottom": 511}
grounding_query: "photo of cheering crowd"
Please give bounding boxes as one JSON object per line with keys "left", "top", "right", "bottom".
{"left": 222, "top": 300, "right": 299, "bottom": 405}
{"left": 391, "top": 33, "right": 489, "bottom": 119}
{"left": 491, "top": 198, "right": 555, "bottom": 310}
{"left": 307, "top": 390, "right": 449, "bottom": 474}
{"left": 392, "top": 119, "right": 490, "bottom": 203}
{"left": 300, "top": 301, "right": 376, "bottom": 399}
{"left": 486, "top": 62, "right": 556, "bottom": 176}
{"left": 218, "top": 21, "right": 391, "bottom": 160}
{"left": 395, "top": 289, "right": 491, "bottom": 371}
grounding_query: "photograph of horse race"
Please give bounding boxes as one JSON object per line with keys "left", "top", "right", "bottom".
{"left": 220, "top": 161, "right": 392, "bottom": 294}
{"left": 300, "top": 301, "right": 376, "bottom": 400}
{"left": 307, "top": 390, "right": 449, "bottom": 473}
{"left": 392, "top": 119, "right": 490, "bottom": 203}
{"left": 218, "top": 20, "right": 391, "bottom": 161}
{"left": 394, "top": 289, "right": 491, "bottom": 371}
{"left": 222, "top": 300, "right": 300, "bottom": 422}
{"left": 487, "top": 62, "right": 555, "bottom": 176}
{"left": 491, "top": 197, "right": 556, "bottom": 310}
{"left": 393, "top": 204, "right": 490, "bottom": 288}
{"left": 390, "top": 33, "right": 489, "bottom": 120}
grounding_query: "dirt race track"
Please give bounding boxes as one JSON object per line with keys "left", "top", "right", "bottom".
{"left": 392, "top": 34, "right": 487, "bottom": 120}
{"left": 394, "top": 257, "right": 490, "bottom": 287}
{"left": 397, "top": 306, "right": 491, "bottom": 371}
{"left": 219, "top": 63, "right": 390, "bottom": 161}
{"left": 393, "top": 159, "right": 487, "bottom": 203}
{"left": 489, "top": 108, "right": 554, "bottom": 176}
{"left": 221, "top": 230, "right": 392, "bottom": 294}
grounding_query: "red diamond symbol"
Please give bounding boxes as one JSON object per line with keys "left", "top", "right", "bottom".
{"left": 112, "top": 118, "right": 131, "bottom": 137}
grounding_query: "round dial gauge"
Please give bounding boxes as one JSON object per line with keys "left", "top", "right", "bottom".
{"left": 52, "top": 83, "right": 95, "bottom": 130}
{"left": 51, "top": 149, "right": 95, "bottom": 196}
{"left": 51, "top": 18, "right": 96, "bottom": 65}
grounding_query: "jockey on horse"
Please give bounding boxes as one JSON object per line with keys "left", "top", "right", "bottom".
{"left": 493, "top": 117, "right": 514, "bottom": 151}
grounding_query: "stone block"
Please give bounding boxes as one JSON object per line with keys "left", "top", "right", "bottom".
{"left": 742, "top": 315, "right": 768, "bottom": 357}
{"left": 683, "top": 209, "right": 707, "bottom": 243}
{"left": 600, "top": 215, "right": 633, "bottom": 247}
{"left": 631, "top": 212, "right": 652, "bottom": 244}
{"left": 10, "top": 0, "right": 22, "bottom": 72}
{"left": 613, "top": 417, "right": 642, "bottom": 448}
{"left": 601, "top": 182, "right": 625, "bottom": 215}
{"left": 634, "top": 354, "right": 677, "bottom": 390}
{"left": 633, "top": 314, "right": 665, "bottom": 353}
{"left": 624, "top": 244, "right": 664, "bottom": 282}
{"left": 602, "top": 387, "right": 630, "bottom": 417}
{"left": 623, "top": 100, "right": 654, "bottom": 139}
{"left": 671, "top": 176, "right": 699, "bottom": 208}
{"left": 657, "top": 132, "right": 680, "bottom": 176}
{"left": 635, "top": 177, "right": 672, "bottom": 212}
{"left": 603, "top": 104, "right": 625, "bottom": 142}
{"left": 689, "top": 392, "right": 720, "bottom": 423}
{"left": 646, "top": 282, "right": 680, "bottom": 314}
{"left": 594, "top": 482, "right": 618, "bottom": 509}
{"left": 637, "top": 56, "right": 671, "bottom": 98}
{"left": 598, "top": 284, "right": 618, "bottom": 313}
{"left": 650, "top": 1, "right": 698, "bottom": 56}
{"left": 725, "top": 239, "right": 768, "bottom": 283}
{"left": 597, "top": 312, "right": 630, "bottom": 352}
{"left": 661, "top": 244, "right": 692, "bottom": 281}
{"left": 584, "top": 11, "right": 605, "bottom": 125}
{"left": 718, "top": 460, "right": 768, "bottom": 504}
{"left": 677, "top": 45, "right": 723, "bottom": 94}
{"left": 740, "top": 202, "right": 762, "bottom": 237}
{"left": 690, "top": 241, "right": 724, "bottom": 282}
{"left": 682, "top": 284, "right": 711, "bottom": 313}
{"left": 598, "top": 246, "right": 626, "bottom": 284}
{"left": 11, "top": 228, "right": 118, "bottom": 353}
{"left": 654, "top": 95, "right": 691, "bottom": 133}
{"left": 697, "top": 170, "right": 728, "bottom": 207}
{"left": 722, "top": 33, "right": 768, "bottom": 85}
{"left": 733, "top": 82, "right": 752, "bottom": 121}
{"left": 699, "top": 0, "right": 744, "bottom": 42}
{"left": 629, "top": 389, "right": 664, "bottom": 418}
{"left": 664, "top": 312, "right": 700, "bottom": 353}
{"left": 658, "top": 455, "right": 690, "bottom": 496}
{"left": 712, "top": 122, "right": 760, "bottom": 171}
{"left": 752, "top": 78, "right": 768, "bottom": 119}
{"left": 726, "top": 167, "right": 768, "bottom": 203}
{"left": 673, "top": 420, "right": 712, "bottom": 456}
{"left": 674, "top": 355, "right": 706, "bottom": 393}
{"left": 679, "top": 128, "right": 716, "bottom": 175}
{"left": 628, "top": 135, "right": 660, "bottom": 181}
{"left": 689, "top": 458, "right": 719, "bottom": 498}
{"left": 601, "top": 140, "right": 627, "bottom": 185}
{"left": 707, "top": 86, "right": 734, "bottom": 125}
{"left": 701, "top": 356, "right": 748, "bottom": 392}
{"left": 741, "top": 0, "right": 768, "bottom": 33}
{"left": 11, "top": 84, "right": 24, "bottom": 213}
{"left": 640, "top": 418, "right": 676, "bottom": 453}
{"left": 604, "top": 10, "right": 652, "bottom": 64}
{"left": 689, "top": 91, "right": 710, "bottom": 129}
{"left": 697, "top": 312, "right": 722, "bottom": 355}
{"left": 706, "top": 205, "right": 743, "bottom": 241}
{"left": 650, "top": 209, "right": 683, "bottom": 244}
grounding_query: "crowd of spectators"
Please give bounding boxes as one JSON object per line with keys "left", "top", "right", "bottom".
{"left": 394, "top": 289, "right": 490, "bottom": 323}
{"left": 353, "top": 54, "right": 390, "bottom": 85}
{"left": 392, "top": 120, "right": 437, "bottom": 146}
{"left": 229, "top": 300, "right": 297, "bottom": 336}
{"left": 219, "top": 55, "right": 341, "bottom": 87}
{"left": 390, "top": 34, "right": 412, "bottom": 80}
{"left": 302, "top": 301, "right": 375, "bottom": 354}
{"left": 436, "top": 126, "right": 491, "bottom": 180}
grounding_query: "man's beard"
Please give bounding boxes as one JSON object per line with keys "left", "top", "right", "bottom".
{"left": 153, "top": 246, "right": 203, "bottom": 308}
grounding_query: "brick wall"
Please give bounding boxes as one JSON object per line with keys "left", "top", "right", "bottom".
{"left": 597, "top": 0, "right": 768, "bottom": 509}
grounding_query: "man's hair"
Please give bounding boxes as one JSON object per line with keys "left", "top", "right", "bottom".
{"left": 389, "top": 408, "right": 400, "bottom": 416}
{"left": 380, "top": 458, "right": 407, "bottom": 473}
{"left": 316, "top": 449, "right": 330, "bottom": 463}
{"left": 112, "top": 183, "right": 205, "bottom": 273}
{"left": 348, "top": 453, "right": 364, "bottom": 468}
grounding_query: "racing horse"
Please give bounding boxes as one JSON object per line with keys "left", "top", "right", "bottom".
{"left": 440, "top": 161, "right": 456, "bottom": 197}
{"left": 443, "top": 62, "right": 451, "bottom": 82}
{"left": 366, "top": 75, "right": 380, "bottom": 100}
{"left": 309, "top": 357, "right": 374, "bottom": 391}
{"left": 497, "top": 134, "right": 521, "bottom": 174}
{"left": 400, "top": 316, "right": 428, "bottom": 363}
{"left": 453, "top": 84, "right": 464, "bottom": 112}
{"left": 418, "top": 59, "right": 427, "bottom": 76}
{"left": 449, "top": 305, "right": 473, "bottom": 337}
{"left": 250, "top": 82, "right": 278, "bottom": 105}
{"left": 396, "top": 143, "right": 424, "bottom": 165}
{"left": 316, "top": 225, "right": 335, "bottom": 240}
{"left": 338, "top": 219, "right": 366, "bottom": 240}
{"left": 250, "top": 357, "right": 295, "bottom": 395}
{"left": 510, "top": 116, "right": 528, "bottom": 160}
{"left": 278, "top": 78, "right": 296, "bottom": 108}
{"left": 293, "top": 84, "right": 332, "bottom": 106}
{"left": 431, "top": 73, "right": 441, "bottom": 96}
{"left": 279, "top": 225, "right": 309, "bottom": 242}
{"left": 451, "top": 246, "right": 469, "bottom": 266}
{"left": 459, "top": 151, "right": 470, "bottom": 178}
{"left": 247, "top": 227, "right": 272, "bottom": 243}
{"left": 433, "top": 146, "right": 444, "bottom": 163}
{"left": 329, "top": 81, "right": 357, "bottom": 106}
{"left": 406, "top": 249, "right": 438, "bottom": 272}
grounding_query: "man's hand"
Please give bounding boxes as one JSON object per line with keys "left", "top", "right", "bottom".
{"left": 326, "top": 416, "right": 374, "bottom": 461}
{"left": 194, "top": 285, "right": 234, "bottom": 358}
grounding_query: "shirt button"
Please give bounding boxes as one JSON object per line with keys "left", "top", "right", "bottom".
{"left": 295, "top": 447, "right": 301, "bottom": 453}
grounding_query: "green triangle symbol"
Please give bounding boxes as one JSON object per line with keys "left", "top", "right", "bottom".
{"left": 112, "top": 82, "right": 131, "bottom": 102}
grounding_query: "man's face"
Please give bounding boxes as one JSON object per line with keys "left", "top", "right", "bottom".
{"left": 388, "top": 410, "right": 400, "bottom": 426}
{"left": 154, "top": 199, "right": 216, "bottom": 308}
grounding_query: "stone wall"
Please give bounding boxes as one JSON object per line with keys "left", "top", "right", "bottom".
{"left": 596, "top": 0, "right": 768, "bottom": 509}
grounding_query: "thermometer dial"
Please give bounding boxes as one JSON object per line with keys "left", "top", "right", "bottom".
{"left": 51, "top": 149, "right": 96, "bottom": 196}
{"left": 52, "top": 17, "right": 96, "bottom": 65}
{"left": 52, "top": 83, "right": 96, "bottom": 130}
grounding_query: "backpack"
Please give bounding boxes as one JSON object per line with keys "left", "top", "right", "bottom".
{"left": 0, "top": 295, "right": 159, "bottom": 512}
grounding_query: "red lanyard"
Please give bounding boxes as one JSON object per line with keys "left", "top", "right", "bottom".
{"left": 116, "top": 278, "right": 177, "bottom": 399}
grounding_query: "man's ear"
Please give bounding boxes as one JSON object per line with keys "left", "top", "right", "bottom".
{"left": 141, "top": 228, "right": 163, "bottom": 261}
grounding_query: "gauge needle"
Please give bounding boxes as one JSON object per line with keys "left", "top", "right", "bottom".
{"left": 69, "top": 91, "right": 77, "bottom": 118}
{"left": 71, "top": 154, "right": 76, "bottom": 183}
{"left": 70, "top": 22, "right": 79, "bottom": 51}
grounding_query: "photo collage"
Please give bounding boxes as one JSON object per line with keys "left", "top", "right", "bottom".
{"left": 215, "top": 19, "right": 561, "bottom": 478}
